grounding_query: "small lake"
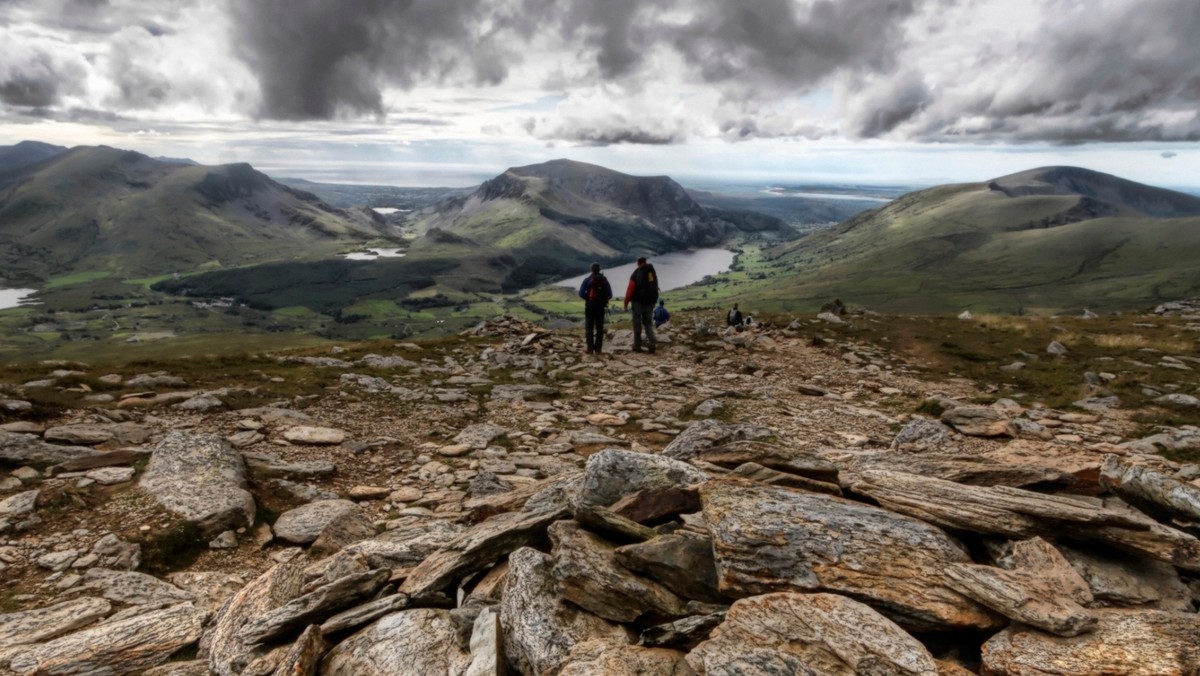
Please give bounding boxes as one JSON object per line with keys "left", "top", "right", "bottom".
{"left": 556, "top": 248, "right": 734, "bottom": 292}
{"left": 343, "top": 248, "right": 407, "bottom": 260}
{"left": 0, "top": 288, "right": 39, "bottom": 310}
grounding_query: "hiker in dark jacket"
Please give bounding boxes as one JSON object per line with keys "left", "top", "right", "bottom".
{"left": 727, "top": 303, "right": 744, "bottom": 327}
{"left": 578, "top": 262, "right": 613, "bottom": 354}
{"left": 623, "top": 257, "right": 659, "bottom": 353}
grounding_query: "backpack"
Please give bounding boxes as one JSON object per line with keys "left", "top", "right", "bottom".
{"left": 586, "top": 273, "right": 609, "bottom": 304}
{"left": 631, "top": 265, "right": 659, "bottom": 304}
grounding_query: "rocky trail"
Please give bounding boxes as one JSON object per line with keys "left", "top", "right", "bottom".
{"left": 1, "top": 308, "right": 1199, "bottom": 674}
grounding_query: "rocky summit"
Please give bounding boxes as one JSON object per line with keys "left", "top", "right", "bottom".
{"left": 1, "top": 309, "right": 1199, "bottom": 675}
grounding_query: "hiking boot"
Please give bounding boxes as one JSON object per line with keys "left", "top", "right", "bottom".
{"left": 647, "top": 345, "right": 656, "bottom": 354}
{"left": 633, "top": 346, "right": 643, "bottom": 353}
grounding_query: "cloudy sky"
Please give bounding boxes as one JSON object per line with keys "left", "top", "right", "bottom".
{"left": 1, "top": 0, "right": 1197, "bottom": 188}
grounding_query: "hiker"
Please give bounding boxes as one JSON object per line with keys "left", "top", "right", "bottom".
{"left": 578, "top": 262, "right": 613, "bottom": 354}
{"left": 727, "top": 303, "right": 744, "bottom": 327}
{"left": 653, "top": 299, "right": 671, "bottom": 328}
{"left": 623, "top": 256, "right": 659, "bottom": 353}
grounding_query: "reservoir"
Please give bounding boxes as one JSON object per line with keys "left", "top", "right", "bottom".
{"left": 556, "top": 248, "right": 734, "bottom": 292}
{"left": 0, "top": 288, "right": 38, "bottom": 310}
{"left": 344, "top": 248, "right": 407, "bottom": 260}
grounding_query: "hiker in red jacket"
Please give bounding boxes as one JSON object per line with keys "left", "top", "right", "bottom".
{"left": 578, "top": 262, "right": 613, "bottom": 354}
{"left": 623, "top": 257, "right": 659, "bottom": 353}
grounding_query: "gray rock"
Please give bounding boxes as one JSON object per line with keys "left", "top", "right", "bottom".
{"left": 1101, "top": 454, "right": 1200, "bottom": 527}
{"left": 0, "top": 596, "right": 111, "bottom": 648}
{"left": 576, "top": 448, "right": 708, "bottom": 509}
{"left": 692, "top": 399, "right": 724, "bottom": 417}
{"left": 139, "top": 431, "right": 255, "bottom": 537}
{"left": 854, "top": 469, "right": 1200, "bottom": 572}
{"left": 282, "top": 426, "right": 346, "bottom": 445}
{"left": 203, "top": 556, "right": 307, "bottom": 675}
{"left": 702, "top": 479, "right": 1000, "bottom": 631}
{"left": 176, "top": 393, "right": 226, "bottom": 411}
{"left": 80, "top": 568, "right": 195, "bottom": 606}
{"left": 549, "top": 521, "right": 688, "bottom": 623}
{"left": 559, "top": 639, "right": 690, "bottom": 675}
{"left": 344, "top": 519, "right": 466, "bottom": 572}
{"left": 687, "top": 593, "right": 939, "bottom": 675}
{"left": 661, "top": 419, "right": 773, "bottom": 461}
{"left": 37, "top": 550, "right": 79, "bottom": 571}
{"left": 0, "top": 431, "right": 103, "bottom": 466}
{"left": 946, "top": 538, "right": 1095, "bottom": 636}
{"left": 892, "top": 418, "right": 953, "bottom": 447}
{"left": 940, "top": 406, "right": 1016, "bottom": 438}
{"left": 1156, "top": 393, "right": 1200, "bottom": 407}
{"left": 265, "top": 478, "right": 339, "bottom": 503}
{"left": 615, "top": 533, "right": 726, "bottom": 604}
{"left": 399, "top": 504, "right": 568, "bottom": 597}
{"left": 125, "top": 373, "right": 187, "bottom": 387}
{"left": 1058, "top": 544, "right": 1194, "bottom": 611}
{"left": 454, "top": 423, "right": 509, "bottom": 449}
{"left": 90, "top": 533, "right": 141, "bottom": 570}
{"left": 1047, "top": 340, "right": 1069, "bottom": 356}
{"left": 167, "top": 571, "right": 245, "bottom": 620}
{"left": 321, "top": 609, "right": 471, "bottom": 675}
{"left": 86, "top": 467, "right": 135, "bottom": 485}
{"left": 43, "top": 422, "right": 151, "bottom": 446}
{"left": 209, "top": 530, "right": 238, "bottom": 549}
{"left": 272, "top": 499, "right": 360, "bottom": 545}
{"left": 982, "top": 609, "right": 1200, "bottom": 675}
{"left": 500, "top": 548, "right": 627, "bottom": 676}
{"left": 8, "top": 602, "right": 204, "bottom": 676}
{"left": 465, "top": 606, "right": 502, "bottom": 676}
{"left": 237, "top": 569, "right": 389, "bottom": 645}
{"left": 319, "top": 593, "right": 414, "bottom": 636}
{"left": 0, "top": 490, "right": 38, "bottom": 518}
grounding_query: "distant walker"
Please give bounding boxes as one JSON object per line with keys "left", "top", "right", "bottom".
{"left": 579, "top": 262, "right": 613, "bottom": 355}
{"left": 624, "top": 257, "right": 659, "bottom": 353}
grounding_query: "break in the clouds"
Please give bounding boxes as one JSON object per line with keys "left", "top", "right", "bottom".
{"left": 1, "top": 0, "right": 1200, "bottom": 147}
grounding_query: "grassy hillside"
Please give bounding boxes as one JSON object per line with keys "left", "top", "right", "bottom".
{"left": 0, "top": 146, "right": 397, "bottom": 284}
{"left": 728, "top": 168, "right": 1200, "bottom": 315}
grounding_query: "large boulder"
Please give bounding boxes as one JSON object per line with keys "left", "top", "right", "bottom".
{"left": 139, "top": 432, "right": 255, "bottom": 537}
{"left": 940, "top": 406, "right": 1016, "bottom": 438}
{"left": 272, "top": 500, "right": 361, "bottom": 545}
{"left": 0, "top": 597, "right": 111, "bottom": 649}
{"left": 8, "top": 603, "right": 204, "bottom": 676}
{"left": 549, "top": 521, "right": 688, "bottom": 623}
{"left": 701, "top": 479, "right": 1000, "bottom": 631}
{"left": 982, "top": 609, "right": 1200, "bottom": 675}
{"left": 660, "top": 419, "right": 773, "bottom": 461}
{"left": 322, "top": 609, "right": 472, "bottom": 675}
{"left": 203, "top": 557, "right": 307, "bottom": 675}
{"left": 500, "top": 547, "right": 627, "bottom": 676}
{"left": 1100, "top": 454, "right": 1200, "bottom": 528}
{"left": 853, "top": 470, "right": 1200, "bottom": 571}
{"left": 686, "top": 593, "right": 940, "bottom": 675}
{"left": 576, "top": 449, "right": 708, "bottom": 508}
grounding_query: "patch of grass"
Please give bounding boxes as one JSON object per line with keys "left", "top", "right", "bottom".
{"left": 44, "top": 270, "right": 112, "bottom": 289}
{"left": 915, "top": 399, "right": 946, "bottom": 417}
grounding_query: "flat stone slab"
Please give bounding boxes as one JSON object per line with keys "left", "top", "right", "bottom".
{"left": 0, "top": 431, "right": 103, "bottom": 467}
{"left": 273, "top": 499, "right": 361, "bottom": 545}
{"left": 0, "top": 596, "right": 111, "bottom": 648}
{"left": 283, "top": 426, "right": 346, "bottom": 445}
{"left": 139, "top": 431, "right": 255, "bottom": 536}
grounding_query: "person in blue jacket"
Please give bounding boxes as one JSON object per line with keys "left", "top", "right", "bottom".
{"left": 653, "top": 299, "right": 670, "bottom": 327}
{"left": 578, "top": 263, "right": 613, "bottom": 354}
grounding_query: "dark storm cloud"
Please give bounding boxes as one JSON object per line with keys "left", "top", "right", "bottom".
{"left": 229, "top": 0, "right": 531, "bottom": 120}
{"left": 229, "top": 0, "right": 924, "bottom": 137}
{"left": 0, "top": 49, "right": 86, "bottom": 108}
{"left": 0, "top": 0, "right": 185, "bottom": 36}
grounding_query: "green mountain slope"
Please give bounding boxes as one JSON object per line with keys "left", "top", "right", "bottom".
{"left": 411, "top": 158, "right": 788, "bottom": 282}
{"left": 0, "top": 145, "right": 397, "bottom": 284}
{"left": 748, "top": 167, "right": 1200, "bottom": 314}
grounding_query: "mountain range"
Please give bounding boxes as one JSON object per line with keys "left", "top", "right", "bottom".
{"left": 3, "top": 139, "right": 1200, "bottom": 323}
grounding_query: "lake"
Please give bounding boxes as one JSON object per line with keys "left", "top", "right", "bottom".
{"left": 0, "top": 288, "right": 39, "bottom": 310}
{"left": 556, "top": 249, "right": 734, "bottom": 292}
{"left": 343, "top": 248, "right": 407, "bottom": 260}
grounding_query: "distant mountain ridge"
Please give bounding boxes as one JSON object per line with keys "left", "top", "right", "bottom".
{"left": 0, "top": 145, "right": 397, "bottom": 284}
{"left": 753, "top": 166, "right": 1200, "bottom": 314}
{"left": 413, "top": 158, "right": 788, "bottom": 282}
{"left": 0, "top": 140, "right": 67, "bottom": 172}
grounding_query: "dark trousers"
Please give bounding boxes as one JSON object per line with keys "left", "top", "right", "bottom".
{"left": 630, "top": 301, "right": 656, "bottom": 349}
{"left": 585, "top": 304, "right": 606, "bottom": 352}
